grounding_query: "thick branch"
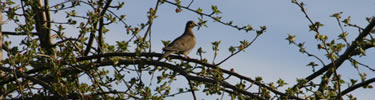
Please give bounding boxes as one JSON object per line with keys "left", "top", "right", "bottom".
{"left": 0, "top": 7, "right": 2, "bottom": 61}
{"left": 96, "top": 59, "right": 265, "bottom": 99}
{"left": 84, "top": 0, "right": 112, "bottom": 56}
{"left": 31, "top": 0, "right": 54, "bottom": 54}
{"left": 1, "top": 52, "right": 302, "bottom": 99}
{"left": 97, "top": 0, "right": 112, "bottom": 56}
{"left": 76, "top": 53, "right": 303, "bottom": 99}
{"left": 12, "top": 91, "right": 140, "bottom": 100}
{"left": 0, "top": 61, "right": 53, "bottom": 85}
{"left": 10, "top": 58, "right": 264, "bottom": 99}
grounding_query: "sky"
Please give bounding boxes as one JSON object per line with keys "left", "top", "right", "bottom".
{"left": 3, "top": 0, "right": 375, "bottom": 99}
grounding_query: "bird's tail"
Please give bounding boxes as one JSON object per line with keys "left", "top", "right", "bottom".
{"left": 158, "top": 51, "right": 175, "bottom": 61}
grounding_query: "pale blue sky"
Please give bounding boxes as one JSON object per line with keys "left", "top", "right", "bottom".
{"left": 3, "top": 0, "right": 375, "bottom": 99}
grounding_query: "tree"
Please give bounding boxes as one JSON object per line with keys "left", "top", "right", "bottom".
{"left": 0, "top": 0, "right": 374, "bottom": 99}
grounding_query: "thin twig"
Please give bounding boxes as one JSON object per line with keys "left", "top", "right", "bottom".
{"left": 291, "top": 42, "right": 326, "bottom": 67}
{"left": 143, "top": 0, "right": 161, "bottom": 52}
{"left": 349, "top": 58, "right": 375, "bottom": 72}
{"left": 164, "top": 0, "right": 255, "bottom": 32}
{"left": 187, "top": 79, "right": 197, "bottom": 100}
{"left": 216, "top": 35, "right": 259, "bottom": 66}
{"left": 187, "top": 0, "right": 194, "bottom": 8}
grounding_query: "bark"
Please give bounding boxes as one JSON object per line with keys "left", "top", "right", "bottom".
{"left": 31, "top": 0, "right": 54, "bottom": 55}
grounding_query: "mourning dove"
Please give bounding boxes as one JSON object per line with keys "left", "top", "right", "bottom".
{"left": 159, "top": 21, "right": 197, "bottom": 60}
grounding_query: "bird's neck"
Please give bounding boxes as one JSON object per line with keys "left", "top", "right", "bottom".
{"left": 184, "top": 27, "right": 194, "bottom": 35}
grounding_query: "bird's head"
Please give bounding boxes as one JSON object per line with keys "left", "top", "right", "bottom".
{"left": 186, "top": 20, "right": 197, "bottom": 28}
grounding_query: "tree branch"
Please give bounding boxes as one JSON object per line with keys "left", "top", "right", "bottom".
{"left": 97, "top": 0, "right": 112, "bottom": 56}
{"left": 11, "top": 91, "right": 141, "bottom": 100}
{"left": 164, "top": 0, "right": 255, "bottom": 32}
{"left": 292, "top": 17, "right": 375, "bottom": 89}
{"left": 75, "top": 53, "right": 303, "bottom": 99}
{"left": 0, "top": 66, "right": 53, "bottom": 95}
{"left": 341, "top": 78, "right": 375, "bottom": 95}
{"left": 142, "top": 0, "right": 160, "bottom": 53}
{"left": 187, "top": 79, "right": 197, "bottom": 100}
{"left": 31, "top": 0, "right": 54, "bottom": 55}
{"left": 1, "top": 52, "right": 303, "bottom": 99}
{"left": 0, "top": 6, "right": 3, "bottom": 61}
{"left": 2, "top": 31, "right": 38, "bottom": 36}
{"left": 95, "top": 59, "right": 265, "bottom": 100}
{"left": 216, "top": 35, "right": 259, "bottom": 66}
{"left": 52, "top": 38, "right": 79, "bottom": 47}
{"left": 84, "top": 0, "right": 112, "bottom": 56}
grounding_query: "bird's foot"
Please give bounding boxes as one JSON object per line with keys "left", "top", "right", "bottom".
{"left": 185, "top": 56, "right": 190, "bottom": 59}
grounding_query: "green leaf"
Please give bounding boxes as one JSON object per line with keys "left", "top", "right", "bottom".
{"left": 211, "top": 5, "right": 221, "bottom": 15}
{"left": 240, "top": 40, "right": 249, "bottom": 48}
{"left": 256, "top": 26, "right": 267, "bottom": 35}
{"left": 211, "top": 41, "right": 221, "bottom": 51}
{"left": 255, "top": 76, "right": 263, "bottom": 82}
{"left": 228, "top": 46, "right": 236, "bottom": 54}
{"left": 306, "top": 62, "right": 318, "bottom": 67}
{"left": 286, "top": 34, "right": 296, "bottom": 44}
{"left": 196, "top": 47, "right": 206, "bottom": 56}
{"left": 338, "top": 32, "right": 348, "bottom": 40}
{"left": 161, "top": 40, "right": 170, "bottom": 46}
{"left": 360, "top": 73, "right": 367, "bottom": 81}
{"left": 112, "top": 57, "right": 119, "bottom": 65}
{"left": 197, "top": 8, "right": 203, "bottom": 14}
{"left": 330, "top": 12, "right": 343, "bottom": 19}
{"left": 350, "top": 79, "right": 357, "bottom": 86}
{"left": 342, "top": 16, "right": 351, "bottom": 24}
{"left": 277, "top": 78, "right": 287, "bottom": 87}
{"left": 246, "top": 24, "right": 253, "bottom": 32}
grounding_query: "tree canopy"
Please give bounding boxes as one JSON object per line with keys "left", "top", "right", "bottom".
{"left": 0, "top": 0, "right": 374, "bottom": 99}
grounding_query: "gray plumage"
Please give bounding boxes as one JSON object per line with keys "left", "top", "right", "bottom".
{"left": 159, "top": 21, "right": 197, "bottom": 60}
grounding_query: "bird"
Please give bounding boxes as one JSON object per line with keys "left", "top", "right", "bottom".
{"left": 159, "top": 20, "right": 197, "bottom": 60}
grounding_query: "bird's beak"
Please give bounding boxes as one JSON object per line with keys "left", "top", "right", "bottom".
{"left": 193, "top": 22, "right": 198, "bottom": 27}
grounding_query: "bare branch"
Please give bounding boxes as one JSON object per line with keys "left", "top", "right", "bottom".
{"left": 2, "top": 31, "right": 38, "bottom": 36}
{"left": 187, "top": 79, "right": 197, "bottom": 100}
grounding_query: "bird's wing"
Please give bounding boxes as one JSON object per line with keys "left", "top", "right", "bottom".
{"left": 163, "top": 34, "right": 196, "bottom": 52}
